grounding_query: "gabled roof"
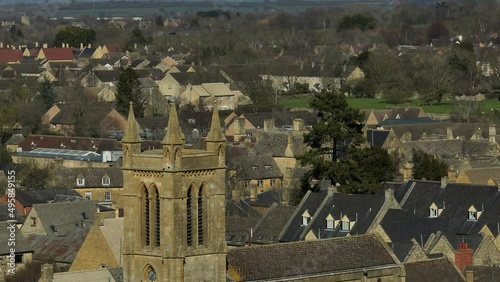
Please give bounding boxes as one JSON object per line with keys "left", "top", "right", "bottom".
{"left": 254, "top": 131, "right": 307, "bottom": 157}
{"left": 367, "top": 129, "right": 390, "bottom": 147}
{"left": 251, "top": 204, "right": 296, "bottom": 244}
{"left": 49, "top": 104, "right": 121, "bottom": 126}
{"left": 14, "top": 188, "right": 82, "bottom": 207}
{"left": 394, "top": 180, "right": 500, "bottom": 235}
{"left": 94, "top": 70, "right": 120, "bottom": 82}
{"left": 464, "top": 265, "right": 500, "bottom": 282}
{"left": 227, "top": 234, "right": 398, "bottom": 281}
{"left": 19, "top": 134, "right": 121, "bottom": 153}
{"left": 0, "top": 222, "right": 32, "bottom": 255}
{"left": 40, "top": 48, "right": 75, "bottom": 61}
{"left": 52, "top": 167, "right": 123, "bottom": 188}
{"left": 382, "top": 122, "right": 489, "bottom": 141}
{"left": 226, "top": 216, "right": 261, "bottom": 246}
{"left": 0, "top": 203, "right": 24, "bottom": 223}
{"left": 378, "top": 117, "right": 435, "bottom": 126}
{"left": 305, "top": 192, "right": 386, "bottom": 239}
{"left": 458, "top": 167, "right": 500, "bottom": 185}
{"left": 405, "top": 258, "right": 464, "bottom": 282}
{"left": 228, "top": 155, "right": 282, "bottom": 180}
{"left": 0, "top": 48, "right": 24, "bottom": 63}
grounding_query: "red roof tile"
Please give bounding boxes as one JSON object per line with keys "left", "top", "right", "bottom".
{"left": 0, "top": 48, "right": 23, "bottom": 63}
{"left": 105, "top": 44, "right": 123, "bottom": 53}
{"left": 40, "top": 48, "right": 74, "bottom": 61}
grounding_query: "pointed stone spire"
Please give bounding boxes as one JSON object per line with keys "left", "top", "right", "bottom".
{"left": 206, "top": 103, "right": 226, "bottom": 142}
{"left": 162, "top": 102, "right": 183, "bottom": 145}
{"left": 122, "top": 102, "right": 142, "bottom": 143}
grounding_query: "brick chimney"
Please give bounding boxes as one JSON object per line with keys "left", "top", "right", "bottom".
{"left": 38, "top": 263, "right": 54, "bottom": 282}
{"left": 455, "top": 242, "right": 473, "bottom": 271}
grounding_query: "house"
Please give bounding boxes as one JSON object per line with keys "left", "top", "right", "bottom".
{"left": 69, "top": 217, "right": 123, "bottom": 271}
{"left": 0, "top": 188, "right": 82, "bottom": 216}
{"left": 0, "top": 221, "right": 33, "bottom": 281}
{"left": 51, "top": 167, "right": 124, "bottom": 213}
{"left": 81, "top": 70, "right": 120, "bottom": 87}
{"left": 0, "top": 48, "right": 24, "bottom": 63}
{"left": 158, "top": 71, "right": 228, "bottom": 98}
{"left": 91, "top": 44, "right": 124, "bottom": 59}
{"left": 37, "top": 48, "right": 75, "bottom": 62}
{"left": 455, "top": 167, "right": 500, "bottom": 185}
{"left": 361, "top": 107, "right": 427, "bottom": 128}
{"left": 180, "top": 83, "right": 252, "bottom": 110}
{"left": 227, "top": 234, "right": 402, "bottom": 281}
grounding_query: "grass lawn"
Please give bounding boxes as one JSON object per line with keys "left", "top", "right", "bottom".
{"left": 279, "top": 96, "right": 500, "bottom": 114}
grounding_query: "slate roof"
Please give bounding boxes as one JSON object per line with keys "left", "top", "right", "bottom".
{"left": 94, "top": 70, "right": 119, "bottom": 82}
{"left": 226, "top": 216, "right": 261, "bottom": 246}
{"left": 0, "top": 203, "right": 24, "bottom": 223}
{"left": 8, "top": 61, "right": 43, "bottom": 75}
{"left": 0, "top": 221, "right": 33, "bottom": 255}
{"left": 382, "top": 122, "right": 490, "bottom": 141}
{"left": 367, "top": 129, "right": 390, "bottom": 147}
{"left": 228, "top": 155, "right": 282, "bottom": 180}
{"left": 28, "top": 230, "right": 88, "bottom": 263}
{"left": 51, "top": 167, "right": 123, "bottom": 188}
{"left": 242, "top": 189, "right": 286, "bottom": 208}
{"left": 226, "top": 199, "right": 262, "bottom": 218}
{"left": 253, "top": 131, "right": 307, "bottom": 157}
{"left": 240, "top": 110, "right": 316, "bottom": 130}
{"left": 279, "top": 189, "right": 328, "bottom": 242}
{"left": 394, "top": 180, "right": 500, "bottom": 235}
{"left": 49, "top": 105, "right": 121, "bottom": 126}
{"left": 305, "top": 192, "right": 386, "bottom": 239}
{"left": 404, "top": 258, "right": 464, "bottom": 282}
{"left": 402, "top": 139, "right": 490, "bottom": 159}
{"left": 250, "top": 204, "right": 296, "bottom": 244}
{"left": 14, "top": 188, "right": 82, "bottom": 207}
{"left": 378, "top": 117, "right": 434, "bottom": 126}
{"left": 464, "top": 265, "right": 500, "bottom": 282}
{"left": 227, "top": 234, "right": 398, "bottom": 281}
{"left": 29, "top": 200, "right": 97, "bottom": 237}
{"left": 168, "top": 71, "right": 227, "bottom": 85}
{"left": 19, "top": 134, "right": 121, "bottom": 154}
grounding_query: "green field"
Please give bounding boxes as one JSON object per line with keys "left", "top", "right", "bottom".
{"left": 279, "top": 97, "right": 500, "bottom": 114}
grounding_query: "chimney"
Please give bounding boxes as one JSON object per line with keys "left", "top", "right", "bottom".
{"left": 134, "top": 43, "right": 138, "bottom": 49}
{"left": 293, "top": 118, "right": 304, "bottom": 132}
{"left": 448, "top": 166, "right": 457, "bottom": 182}
{"left": 38, "top": 263, "right": 54, "bottom": 282}
{"left": 440, "top": 176, "right": 448, "bottom": 188}
{"left": 402, "top": 162, "right": 413, "bottom": 181}
{"left": 62, "top": 43, "right": 65, "bottom": 48}
{"left": 35, "top": 41, "right": 38, "bottom": 48}
{"left": 0, "top": 42, "right": 3, "bottom": 48}
{"left": 88, "top": 43, "right": 91, "bottom": 48}
{"left": 402, "top": 132, "right": 411, "bottom": 142}
{"left": 43, "top": 43, "right": 48, "bottom": 48}
{"left": 234, "top": 117, "right": 245, "bottom": 138}
{"left": 263, "top": 119, "right": 275, "bottom": 132}
{"left": 284, "top": 167, "right": 293, "bottom": 187}
{"left": 385, "top": 188, "right": 394, "bottom": 201}
{"left": 327, "top": 185, "right": 337, "bottom": 197}
{"left": 80, "top": 42, "right": 84, "bottom": 50}
{"left": 471, "top": 128, "right": 483, "bottom": 140}
{"left": 455, "top": 242, "right": 473, "bottom": 271}
{"left": 466, "top": 271, "right": 473, "bottom": 282}
{"left": 447, "top": 127, "right": 453, "bottom": 139}
{"left": 489, "top": 124, "right": 496, "bottom": 143}
{"left": 249, "top": 180, "right": 258, "bottom": 202}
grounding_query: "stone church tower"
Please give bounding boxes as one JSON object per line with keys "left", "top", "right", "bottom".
{"left": 122, "top": 103, "right": 227, "bottom": 281}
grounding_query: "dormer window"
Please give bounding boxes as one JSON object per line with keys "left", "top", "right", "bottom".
{"left": 50, "top": 225, "right": 58, "bottom": 233}
{"left": 302, "top": 210, "right": 311, "bottom": 226}
{"left": 429, "top": 202, "right": 443, "bottom": 218}
{"left": 31, "top": 142, "right": 36, "bottom": 149}
{"left": 252, "top": 166, "right": 258, "bottom": 171}
{"left": 430, "top": 207, "right": 438, "bottom": 218}
{"left": 326, "top": 214, "right": 334, "bottom": 229}
{"left": 102, "top": 174, "right": 110, "bottom": 186}
{"left": 264, "top": 165, "right": 271, "bottom": 170}
{"left": 77, "top": 174, "right": 85, "bottom": 186}
{"left": 467, "top": 205, "right": 482, "bottom": 221}
{"left": 341, "top": 220, "right": 350, "bottom": 231}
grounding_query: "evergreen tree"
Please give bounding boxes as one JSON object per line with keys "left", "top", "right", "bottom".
{"left": 37, "top": 78, "right": 55, "bottom": 110}
{"left": 116, "top": 68, "right": 145, "bottom": 117}
{"left": 298, "top": 90, "right": 396, "bottom": 194}
{"left": 411, "top": 149, "right": 448, "bottom": 181}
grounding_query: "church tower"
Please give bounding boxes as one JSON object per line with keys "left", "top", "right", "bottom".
{"left": 122, "top": 103, "right": 227, "bottom": 281}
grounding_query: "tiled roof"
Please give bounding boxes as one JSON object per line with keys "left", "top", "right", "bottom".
{"left": 94, "top": 70, "right": 120, "bottom": 82}
{"left": 41, "top": 48, "right": 75, "bottom": 61}
{"left": 0, "top": 221, "right": 32, "bottom": 255}
{"left": 464, "top": 265, "right": 500, "bottom": 282}
{"left": 382, "top": 122, "right": 489, "bottom": 141}
{"left": 52, "top": 167, "right": 123, "bottom": 188}
{"left": 226, "top": 216, "right": 261, "bottom": 246}
{"left": 251, "top": 204, "right": 296, "bottom": 244}
{"left": 14, "top": 188, "right": 82, "bottom": 207}
{"left": 460, "top": 167, "right": 500, "bottom": 185}
{"left": 228, "top": 155, "right": 282, "bottom": 180}
{"left": 0, "top": 48, "right": 24, "bottom": 63}
{"left": 404, "top": 258, "right": 464, "bottom": 282}
{"left": 227, "top": 234, "right": 397, "bottom": 281}
{"left": 18, "top": 134, "right": 121, "bottom": 154}
{"left": 28, "top": 230, "right": 88, "bottom": 263}
{"left": 254, "top": 131, "right": 307, "bottom": 157}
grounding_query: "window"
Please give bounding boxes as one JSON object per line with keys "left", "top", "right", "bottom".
{"left": 85, "top": 192, "right": 92, "bottom": 200}
{"left": 302, "top": 210, "right": 310, "bottom": 226}
{"left": 429, "top": 208, "right": 438, "bottom": 218}
{"left": 198, "top": 187, "right": 204, "bottom": 245}
{"left": 77, "top": 176, "right": 85, "bottom": 187}
{"left": 155, "top": 189, "right": 160, "bottom": 247}
{"left": 82, "top": 212, "right": 89, "bottom": 220}
{"left": 257, "top": 180, "right": 263, "bottom": 187}
{"left": 186, "top": 188, "right": 193, "bottom": 246}
{"left": 102, "top": 175, "right": 110, "bottom": 186}
{"left": 252, "top": 166, "right": 258, "bottom": 171}
{"left": 270, "top": 179, "right": 276, "bottom": 187}
{"left": 104, "top": 191, "right": 111, "bottom": 201}
{"left": 341, "top": 221, "right": 350, "bottom": 231}
{"left": 144, "top": 188, "right": 150, "bottom": 246}
{"left": 264, "top": 165, "right": 271, "bottom": 170}
{"left": 326, "top": 219, "right": 334, "bottom": 229}
{"left": 168, "top": 84, "right": 172, "bottom": 89}
{"left": 50, "top": 225, "right": 58, "bottom": 233}
{"left": 30, "top": 217, "right": 36, "bottom": 227}
{"left": 468, "top": 211, "right": 477, "bottom": 221}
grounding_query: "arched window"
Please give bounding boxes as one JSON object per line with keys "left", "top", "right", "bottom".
{"left": 186, "top": 187, "right": 193, "bottom": 246}
{"left": 154, "top": 187, "right": 160, "bottom": 247}
{"left": 144, "top": 187, "right": 150, "bottom": 246}
{"left": 198, "top": 186, "right": 204, "bottom": 246}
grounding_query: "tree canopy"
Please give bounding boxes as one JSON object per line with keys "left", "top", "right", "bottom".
{"left": 53, "top": 26, "right": 96, "bottom": 48}
{"left": 299, "top": 90, "right": 396, "bottom": 194}
{"left": 411, "top": 149, "right": 448, "bottom": 181}
{"left": 116, "top": 68, "right": 145, "bottom": 118}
